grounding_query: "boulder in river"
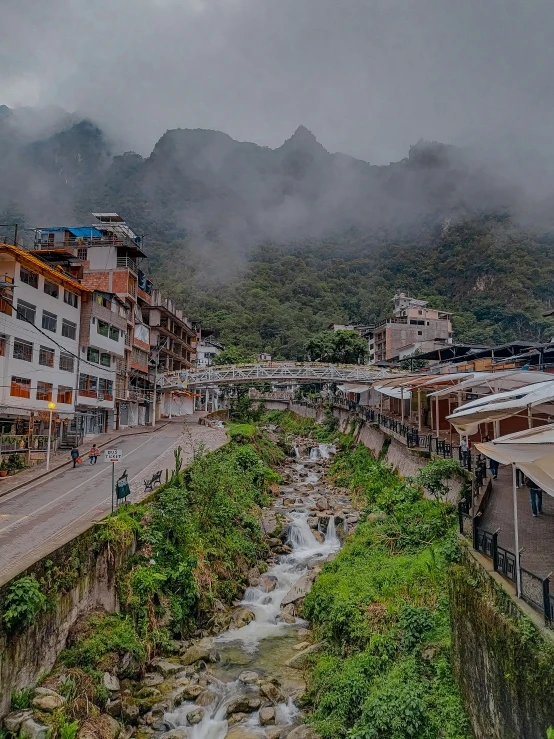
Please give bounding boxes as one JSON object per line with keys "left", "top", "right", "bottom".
{"left": 260, "top": 682, "right": 285, "bottom": 704}
{"left": 226, "top": 696, "right": 262, "bottom": 716}
{"left": 159, "top": 730, "right": 191, "bottom": 739}
{"left": 260, "top": 706, "right": 276, "bottom": 725}
{"left": 195, "top": 689, "right": 217, "bottom": 706}
{"left": 224, "top": 727, "right": 260, "bottom": 738}
{"left": 238, "top": 670, "right": 259, "bottom": 684}
{"left": 153, "top": 660, "right": 183, "bottom": 677}
{"left": 259, "top": 574, "right": 279, "bottom": 592}
{"left": 186, "top": 708, "right": 204, "bottom": 725}
{"left": 181, "top": 645, "right": 211, "bottom": 666}
{"left": 316, "top": 497, "right": 329, "bottom": 511}
{"left": 232, "top": 607, "right": 256, "bottom": 628}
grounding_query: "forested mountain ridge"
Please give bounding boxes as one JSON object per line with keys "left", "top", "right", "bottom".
{"left": 1, "top": 105, "right": 554, "bottom": 357}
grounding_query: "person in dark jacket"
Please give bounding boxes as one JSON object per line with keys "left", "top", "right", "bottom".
{"left": 70, "top": 447, "right": 80, "bottom": 468}
{"left": 527, "top": 478, "right": 543, "bottom": 517}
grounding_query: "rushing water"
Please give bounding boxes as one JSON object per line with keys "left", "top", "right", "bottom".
{"left": 164, "top": 444, "right": 341, "bottom": 739}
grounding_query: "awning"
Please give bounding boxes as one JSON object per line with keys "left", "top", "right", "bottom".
{"left": 475, "top": 425, "right": 554, "bottom": 496}
{"left": 429, "top": 370, "right": 550, "bottom": 398}
{"left": 373, "top": 384, "right": 412, "bottom": 400}
{"left": 337, "top": 383, "right": 369, "bottom": 393}
{"left": 447, "top": 380, "right": 554, "bottom": 435}
{"left": 67, "top": 227, "right": 103, "bottom": 238}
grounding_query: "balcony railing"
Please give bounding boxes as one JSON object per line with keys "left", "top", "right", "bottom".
{"left": 116, "top": 256, "right": 138, "bottom": 274}
{"left": 79, "top": 389, "right": 97, "bottom": 399}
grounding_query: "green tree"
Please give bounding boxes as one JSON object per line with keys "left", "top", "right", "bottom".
{"left": 306, "top": 330, "right": 367, "bottom": 364}
{"left": 213, "top": 346, "right": 255, "bottom": 365}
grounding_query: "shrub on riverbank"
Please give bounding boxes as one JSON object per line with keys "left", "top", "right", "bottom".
{"left": 303, "top": 444, "right": 471, "bottom": 739}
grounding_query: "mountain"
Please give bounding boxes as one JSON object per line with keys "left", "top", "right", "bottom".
{"left": 1, "top": 107, "right": 553, "bottom": 356}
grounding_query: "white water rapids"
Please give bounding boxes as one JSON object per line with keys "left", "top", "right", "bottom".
{"left": 164, "top": 444, "right": 341, "bottom": 739}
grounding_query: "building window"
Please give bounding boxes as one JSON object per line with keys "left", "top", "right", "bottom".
{"left": 128, "top": 276, "right": 137, "bottom": 298}
{"left": 109, "top": 325, "right": 120, "bottom": 341}
{"left": 131, "top": 347, "right": 148, "bottom": 366}
{"left": 97, "top": 320, "right": 109, "bottom": 338}
{"left": 36, "top": 381, "right": 53, "bottom": 401}
{"left": 0, "top": 334, "right": 7, "bottom": 356}
{"left": 42, "top": 310, "right": 57, "bottom": 333}
{"left": 57, "top": 386, "right": 73, "bottom": 404}
{"left": 79, "top": 374, "right": 98, "bottom": 397}
{"left": 100, "top": 352, "right": 111, "bottom": 367}
{"left": 417, "top": 330, "right": 423, "bottom": 336}
{"left": 77, "top": 247, "right": 88, "bottom": 261}
{"left": 0, "top": 295, "right": 12, "bottom": 315}
{"left": 59, "top": 352, "right": 75, "bottom": 372}
{"left": 44, "top": 280, "right": 59, "bottom": 298}
{"left": 19, "top": 268, "right": 38, "bottom": 288}
{"left": 39, "top": 346, "right": 55, "bottom": 367}
{"left": 17, "top": 299, "right": 36, "bottom": 324}
{"left": 10, "top": 376, "right": 31, "bottom": 398}
{"left": 13, "top": 339, "right": 33, "bottom": 362}
{"left": 96, "top": 293, "right": 111, "bottom": 309}
{"left": 87, "top": 347, "right": 100, "bottom": 363}
{"left": 63, "top": 289, "right": 79, "bottom": 308}
{"left": 61, "top": 319, "right": 77, "bottom": 340}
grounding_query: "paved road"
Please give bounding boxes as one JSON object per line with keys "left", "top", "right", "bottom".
{"left": 0, "top": 419, "right": 227, "bottom": 585}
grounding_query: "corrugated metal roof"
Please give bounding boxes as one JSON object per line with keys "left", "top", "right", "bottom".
{"left": 67, "top": 227, "right": 103, "bottom": 238}
{"left": 0, "top": 244, "right": 92, "bottom": 293}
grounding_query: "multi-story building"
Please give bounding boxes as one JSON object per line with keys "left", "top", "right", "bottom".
{"left": 195, "top": 327, "right": 224, "bottom": 368}
{"left": 373, "top": 292, "right": 453, "bottom": 363}
{"left": 34, "top": 213, "right": 153, "bottom": 428}
{"left": 142, "top": 291, "right": 196, "bottom": 419}
{"left": 0, "top": 243, "right": 90, "bottom": 460}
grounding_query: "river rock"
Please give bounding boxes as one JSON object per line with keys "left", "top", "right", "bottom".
{"left": 143, "top": 673, "right": 164, "bottom": 687}
{"left": 160, "top": 730, "right": 191, "bottom": 739}
{"left": 260, "top": 574, "right": 279, "bottom": 592}
{"left": 104, "top": 673, "right": 121, "bottom": 693}
{"left": 226, "top": 696, "right": 262, "bottom": 716}
{"left": 225, "top": 728, "right": 260, "bottom": 739}
{"left": 121, "top": 700, "right": 140, "bottom": 725}
{"left": 285, "top": 643, "right": 325, "bottom": 669}
{"left": 20, "top": 718, "right": 50, "bottom": 739}
{"left": 238, "top": 670, "right": 259, "bottom": 684}
{"left": 285, "top": 727, "right": 320, "bottom": 739}
{"left": 260, "top": 706, "right": 276, "bottom": 726}
{"left": 307, "top": 517, "right": 319, "bottom": 529}
{"left": 181, "top": 645, "right": 211, "bottom": 666}
{"left": 136, "top": 686, "right": 162, "bottom": 699}
{"left": 227, "top": 713, "right": 248, "bottom": 726}
{"left": 265, "top": 728, "right": 286, "bottom": 739}
{"left": 312, "top": 530, "right": 324, "bottom": 543}
{"left": 154, "top": 660, "right": 183, "bottom": 677}
{"left": 186, "top": 708, "right": 204, "bottom": 725}
{"left": 105, "top": 699, "right": 122, "bottom": 717}
{"left": 316, "top": 497, "right": 328, "bottom": 511}
{"left": 260, "top": 683, "right": 284, "bottom": 704}
{"left": 32, "top": 690, "right": 65, "bottom": 712}
{"left": 196, "top": 689, "right": 217, "bottom": 706}
{"left": 279, "top": 612, "right": 296, "bottom": 624}
{"left": 4, "top": 710, "right": 33, "bottom": 734}
{"left": 182, "top": 684, "right": 205, "bottom": 700}
{"left": 232, "top": 607, "right": 256, "bottom": 628}
{"left": 281, "top": 571, "right": 318, "bottom": 606}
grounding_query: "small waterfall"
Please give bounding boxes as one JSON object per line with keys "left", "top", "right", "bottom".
{"left": 293, "top": 445, "right": 300, "bottom": 459}
{"left": 309, "top": 446, "right": 320, "bottom": 460}
{"left": 286, "top": 513, "right": 320, "bottom": 550}
{"left": 318, "top": 443, "right": 329, "bottom": 459}
{"left": 325, "top": 516, "right": 340, "bottom": 547}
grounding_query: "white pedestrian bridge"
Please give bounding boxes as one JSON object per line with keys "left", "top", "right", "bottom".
{"left": 158, "top": 362, "right": 388, "bottom": 389}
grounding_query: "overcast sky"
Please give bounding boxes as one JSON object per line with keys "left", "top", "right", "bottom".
{"left": 2, "top": 0, "right": 554, "bottom": 164}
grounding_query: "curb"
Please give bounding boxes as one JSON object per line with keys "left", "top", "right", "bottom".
{"left": 0, "top": 421, "right": 172, "bottom": 500}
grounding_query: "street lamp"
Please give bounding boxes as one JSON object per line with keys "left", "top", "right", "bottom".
{"left": 46, "top": 401, "right": 56, "bottom": 471}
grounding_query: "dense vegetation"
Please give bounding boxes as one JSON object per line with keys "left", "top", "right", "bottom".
{"left": 302, "top": 443, "right": 471, "bottom": 739}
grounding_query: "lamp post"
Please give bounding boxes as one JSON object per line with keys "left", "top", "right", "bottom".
{"left": 46, "top": 401, "right": 56, "bottom": 471}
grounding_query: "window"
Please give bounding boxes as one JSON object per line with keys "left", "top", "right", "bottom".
{"left": 100, "top": 352, "right": 111, "bottom": 367}
{"left": 57, "top": 386, "right": 73, "bottom": 404}
{"left": 106, "top": 379, "right": 113, "bottom": 397}
{"left": 0, "top": 334, "right": 7, "bottom": 356}
{"left": 128, "top": 276, "right": 137, "bottom": 298}
{"left": 42, "top": 310, "right": 57, "bottom": 333}
{"left": 61, "top": 319, "right": 77, "bottom": 340}
{"left": 97, "top": 320, "right": 109, "bottom": 337}
{"left": 417, "top": 330, "right": 423, "bottom": 336}
{"left": 59, "top": 352, "right": 75, "bottom": 372}
{"left": 96, "top": 293, "right": 111, "bottom": 309}
{"left": 44, "top": 281, "right": 59, "bottom": 298}
{"left": 132, "top": 347, "right": 148, "bottom": 366}
{"left": 36, "top": 381, "right": 53, "bottom": 401}
{"left": 39, "top": 346, "right": 55, "bottom": 367}
{"left": 17, "top": 299, "right": 36, "bottom": 324}
{"left": 63, "top": 289, "right": 79, "bottom": 308}
{"left": 87, "top": 347, "right": 100, "bottom": 363}
{"left": 19, "top": 268, "right": 38, "bottom": 288}
{"left": 79, "top": 374, "right": 98, "bottom": 396}
{"left": 77, "top": 247, "right": 88, "bottom": 261}
{"left": 109, "top": 325, "right": 120, "bottom": 341}
{"left": 10, "top": 376, "right": 31, "bottom": 398}
{"left": 0, "top": 295, "right": 12, "bottom": 315}
{"left": 13, "top": 339, "right": 33, "bottom": 362}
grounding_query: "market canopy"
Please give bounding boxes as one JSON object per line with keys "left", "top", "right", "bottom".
{"left": 373, "top": 384, "right": 412, "bottom": 400}
{"left": 447, "top": 380, "right": 554, "bottom": 435}
{"left": 475, "top": 424, "right": 554, "bottom": 496}
{"left": 429, "top": 370, "right": 550, "bottom": 399}
{"left": 337, "top": 383, "right": 369, "bottom": 393}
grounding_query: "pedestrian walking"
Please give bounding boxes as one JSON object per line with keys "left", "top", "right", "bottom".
{"left": 88, "top": 444, "right": 100, "bottom": 465}
{"left": 527, "top": 479, "right": 544, "bottom": 517}
{"left": 70, "top": 446, "right": 80, "bottom": 468}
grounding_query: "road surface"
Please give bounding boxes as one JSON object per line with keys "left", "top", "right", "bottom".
{"left": 0, "top": 419, "right": 227, "bottom": 586}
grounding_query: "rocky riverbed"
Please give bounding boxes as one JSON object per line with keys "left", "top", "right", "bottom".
{"left": 4, "top": 439, "right": 358, "bottom": 739}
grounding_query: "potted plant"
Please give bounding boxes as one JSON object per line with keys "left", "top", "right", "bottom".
{"left": 6, "top": 453, "right": 25, "bottom": 475}
{"left": 0, "top": 459, "right": 8, "bottom": 477}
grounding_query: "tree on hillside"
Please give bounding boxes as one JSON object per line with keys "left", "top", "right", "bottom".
{"left": 212, "top": 346, "right": 255, "bottom": 365}
{"left": 306, "top": 330, "right": 367, "bottom": 364}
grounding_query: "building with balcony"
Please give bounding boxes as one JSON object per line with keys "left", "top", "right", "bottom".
{"left": 373, "top": 292, "right": 453, "bottom": 363}
{"left": 0, "top": 243, "right": 91, "bottom": 461}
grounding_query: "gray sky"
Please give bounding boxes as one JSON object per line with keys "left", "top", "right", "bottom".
{"left": 2, "top": 0, "right": 554, "bottom": 164}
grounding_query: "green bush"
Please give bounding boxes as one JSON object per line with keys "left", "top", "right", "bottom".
{"left": 11, "top": 688, "right": 32, "bottom": 709}
{"left": 2, "top": 575, "right": 48, "bottom": 632}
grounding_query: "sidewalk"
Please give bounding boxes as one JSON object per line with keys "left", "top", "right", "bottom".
{"left": 0, "top": 420, "right": 173, "bottom": 500}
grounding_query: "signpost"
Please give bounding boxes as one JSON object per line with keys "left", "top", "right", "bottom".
{"left": 105, "top": 449, "right": 123, "bottom": 512}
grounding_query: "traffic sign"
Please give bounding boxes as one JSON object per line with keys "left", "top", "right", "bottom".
{"left": 104, "top": 449, "right": 122, "bottom": 463}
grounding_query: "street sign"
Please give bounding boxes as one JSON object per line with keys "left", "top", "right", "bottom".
{"left": 104, "top": 449, "right": 122, "bottom": 463}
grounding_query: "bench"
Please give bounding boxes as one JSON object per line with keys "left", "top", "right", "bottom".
{"left": 144, "top": 470, "right": 162, "bottom": 492}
